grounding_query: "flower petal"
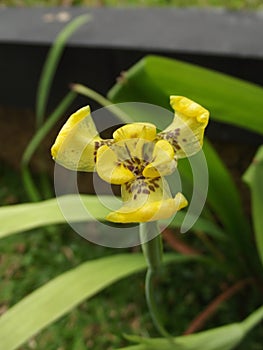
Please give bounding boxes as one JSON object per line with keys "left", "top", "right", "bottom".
{"left": 51, "top": 106, "right": 104, "bottom": 171}
{"left": 96, "top": 145, "right": 135, "bottom": 185}
{"left": 113, "top": 123, "right": 156, "bottom": 142}
{"left": 143, "top": 140, "right": 176, "bottom": 178}
{"left": 158, "top": 96, "right": 209, "bottom": 158}
{"left": 106, "top": 194, "right": 188, "bottom": 223}
{"left": 106, "top": 177, "right": 188, "bottom": 223}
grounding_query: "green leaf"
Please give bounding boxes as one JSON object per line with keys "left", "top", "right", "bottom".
{"left": 0, "top": 253, "right": 200, "bottom": 350}
{"left": 243, "top": 145, "right": 263, "bottom": 267}
{"left": 36, "top": 14, "right": 91, "bottom": 128}
{"left": 71, "top": 83, "right": 132, "bottom": 123}
{"left": 166, "top": 211, "right": 227, "bottom": 241}
{"left": 108, "top": 55, "right": 263, "bottom": 135}
{"left": 172, "top": 140, "right": 246, "bottom": 239}
{"left": 116, "top": 305, "right": 263, "bottom": 350}
{"left": 0, "top": 194, "right": 226, "bottom": 241}
{"left": 0, "top": 254, "right": 145, "bottom": 350}
{"left": 201, "top": 140, "right": 249, "bottom": 238}
{"left": 21, "top": 91, "right": 77, "bottom": 202}
{"left": 0, "top": 194, "right": 110, "bottom": 239}
{"left": 22, "top": 92, "right": 77, "bottom": 167}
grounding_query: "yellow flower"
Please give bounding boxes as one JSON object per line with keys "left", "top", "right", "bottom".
{"left": 96, "top": 123, "right": 187, "bottom": 222}
{"left": 51, "top": 96, "right": 209, "bottom": 223}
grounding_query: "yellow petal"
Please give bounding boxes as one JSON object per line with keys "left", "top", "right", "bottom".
{"left": 174, "top": 192, "right": 188, "bottom": 211}
{"left": 96, "top": 145, "right": 135, "bottom": 185}
{"left": 159, "top": 96, "right": 209, "bottom": 158}
{"left": 113, "top": 123, "right": 156, "bottom": 142}
{"left": 170, "top": 96, "right": 209, "bottom": 126}
{"left": 51, "top": 106, "right": 102, "bottom": 171}
{"left": 143, "top": 140, "right": 176, "bottom": 178}
{"left": 106, "top": 193, "right": 188, "bottom": 223}
{"left": 106, "top": 177, "right": 188, "bottom": 223}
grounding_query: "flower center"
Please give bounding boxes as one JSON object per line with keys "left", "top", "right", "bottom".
{"left": 114, "top": 139, "right": 154, "bottom": 177}
{"left": 125, "top": 177, "right": 161, "bottom": 200}
{"left": 122, "top": 157, "right": 149, "bottom": 176}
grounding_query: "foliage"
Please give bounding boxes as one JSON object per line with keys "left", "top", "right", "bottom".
{"left": 21, "top": 14, "right": 90, "bottom": 202}
{"left": 1, "top": 16, "right": 263, "bottom": 350}
{"left": 0, "top": 253, "right": 161, "bottom": 350}
{"left": 243, "top": 146, "right": 263, "bottom": 267}
{"left": 117, "top": 305, "right": 263, "bottom": 350}
{"left": 107, "top": 54, "right": 263, "bottom": 347}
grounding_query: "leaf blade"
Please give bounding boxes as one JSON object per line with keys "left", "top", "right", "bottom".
{"left": 243, "top": 145, "right": 263, "bottom": 267}
{"left": 36, "top": 14, "right": 91, "bottom": 127}
{"left": 115, "top": 305, "right": 263, "bottom": 350}
{"left": 0, "top": 194, "right": 110, "bottom": 239}
{"left": 0, "top": 254, "right": 146, "bottom": 350}
{"left": 0, "top": 253, "right": 200, "bottom": 350}
{"left": 108, "top": 55, "right": 263, "bottom": 135}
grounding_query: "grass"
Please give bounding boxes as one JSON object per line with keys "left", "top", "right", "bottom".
{"left": 1, "top": 163, "right": 262, "bottom": 349}
{"left": 1, "top": 0, "right": 263, "bottom": 10}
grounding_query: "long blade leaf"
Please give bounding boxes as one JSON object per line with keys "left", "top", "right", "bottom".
{"left": 116, "top": 305, "right": 263, "bottom": 350}
{"left": 36, "top": 14, "right": 91, "bottom": 127}
{"left": 108, "top": 55, "right": 263, "bottom": 135}
{"left": 22, "top": 91, "right": 76, "bottom": 166}
{"left": 0, "top": 194, "right": 109, "bottom": 239}
{"left": 243, "top": 145, "right": 263, "bottom": 267}
{"left": 0, "top": 253, "right": 199, "bottom": 350}
{"left": 0, "top": 195, "right": 224, "bottom": 240}
{"left": 21, "top": 91, "right": 77, "bottom": 202}
{"left": 0, "top": 254, "right": 146, "bottom": 350}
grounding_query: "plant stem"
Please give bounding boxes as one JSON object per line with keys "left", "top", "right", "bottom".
{"left": 71, "top": 83, "right": 132, "bottom": 123}
{"left": 139, "top": 222, "right": 174, "bottom": 342}
{"left": 140, "top": 222, "right": 163, "bottom": 271}
{"left": 21, "top": 91, "right": 76, "bottom": 202}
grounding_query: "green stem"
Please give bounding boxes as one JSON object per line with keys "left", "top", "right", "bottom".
{"left": 71, "top": 83, "right": 132, "bottom": 123}
{"left": 140, "top": 222, "right": 163, "bottom": 271}
{"left": 140, "top": 222, "right": 174, "bottom": 342}
{"left": 21, "top": 91, "right": 76, "bottom": 202}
